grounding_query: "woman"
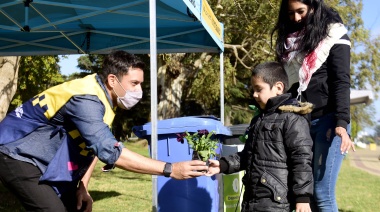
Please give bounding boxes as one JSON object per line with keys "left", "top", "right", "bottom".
{"left": 272, "top": 0, "right": 355, "bottom": 211}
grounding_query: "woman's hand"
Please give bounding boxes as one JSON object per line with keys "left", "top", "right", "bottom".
{"left": 336, "top": 127, "right": 356, "bottom": 154}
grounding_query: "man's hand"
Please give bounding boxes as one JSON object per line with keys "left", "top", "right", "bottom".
{"left": 205, "top": 159, "right": 220, "bottom": 176}
{"left": 76, "top": 181, "right": 93, "bottom": 212}
{"left": 170, "top": 160, "right": 209, "bottom": 179}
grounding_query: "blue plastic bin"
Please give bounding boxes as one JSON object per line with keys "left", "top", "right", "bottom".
{"left": 133, "top": 116, "right": 231, "bottom": 212}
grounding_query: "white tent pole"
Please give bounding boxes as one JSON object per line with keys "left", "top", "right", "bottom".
{"left": 220, "top": 51, "right": 224, "bottom": 125}
{"left": 149, "top": 0, "right": 158, "bottom": 211}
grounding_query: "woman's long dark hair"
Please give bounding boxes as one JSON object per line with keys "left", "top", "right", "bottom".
{"left": 271, "top": 0, "right": 342, "bottom": 61}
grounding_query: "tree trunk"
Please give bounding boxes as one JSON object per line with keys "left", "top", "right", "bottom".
{"left": 0, "top": 56, "right": 20, "bottom": 121}
{"left": 157, "top": 55, "right": 184, "bottom": 120}
{"left": 157, "top": 53, "right": 208, "bottom": 120}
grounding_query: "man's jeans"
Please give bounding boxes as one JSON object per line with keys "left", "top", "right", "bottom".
{"left": 310, "top": 113, "right": 350, "bottom": 212}
{"left": 0, "top": 153, "right": 79, "bottom": 211}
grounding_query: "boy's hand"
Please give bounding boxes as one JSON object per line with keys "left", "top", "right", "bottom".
{"left": 295, "top": 202, "right": 311, "bottom": 212}
{"left": 205, "top": 159, "right": 220, "bottom": 176}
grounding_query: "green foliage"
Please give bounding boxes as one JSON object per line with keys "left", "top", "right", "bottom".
{"left": 374, "top": 125, "right": 380, "bottom": 138}
{"left": 190, "top": 59, "right": 221, "bottom": 112}
{"left": 325, "top": 1, "right": 379, "bottom": 141}
{"left": 211, "top": 0, "right": 380, "bottom": 129}
{"left": 9, "top": 55, "right": 63, "bottom": 111}
{"left": 77, "top": 54, "right": 104, "bottom": 74}
{"left": 184, "top": 130, "right": 219, "bottom": 162}
{"left": 351, "top": 34, "right": 380, "bottom": 92}
{"left": 185, "top": 0, "right": 280, "bottom": 124}
{"left": 55, "top": 0, "right": 380, "bottom": 133}
{"left": 367, "top": 136, "right": 375, "bottom": 144}
{"left": 189, "top": 54, "right": 249, "bottom": 121}
{"left": 329, "top": 0, "right": 380, "bottom": 133}
{"left": 211, "top": 0, "right": 279, "bottom": 68}
{"left": 329, "top": 0, "right": 380, "bottom": 94}
{"left": 350, "top": 104, "right": 375, "bottom": 138}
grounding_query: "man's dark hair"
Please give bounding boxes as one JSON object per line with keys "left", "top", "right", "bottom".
{"left": 98, "top": 50, "right": 145, "bottom": 82}
{"left": 251, "top": 61, "right": 289, "bottom": 92}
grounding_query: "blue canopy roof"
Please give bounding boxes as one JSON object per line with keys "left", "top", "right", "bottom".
{"left": 0, "top": 0, "right": 224, "bottom": 56}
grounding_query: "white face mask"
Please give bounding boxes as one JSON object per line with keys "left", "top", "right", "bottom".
{"left": 113, "top": 77, "right": 143, "bottom": 110}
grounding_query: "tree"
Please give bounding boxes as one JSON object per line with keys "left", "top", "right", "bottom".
{"left": 154, "top": 0, "right": 380, "bottom": 127}
{"left": 0, "top": 56, "right": 20, "bottom": 121}
{"left": 373, "top": 122, "right": 380, "bottom": 144}
{"left": 74, "top": 0, "right": 380, "bottom": 131}
{"left": 333, "top": 0, "right": 380, "bottom": 136}
{"left": 212, "top": 0, "right": 380, "bottom": 129}
{"left": 8, "top": 56, "right": 63, "bottom": 112}
{"left": 212, "top": 0, "right": 279, "bottom": 69}
{"left": 154, "top": 1, "right": 279, "bottom": 123}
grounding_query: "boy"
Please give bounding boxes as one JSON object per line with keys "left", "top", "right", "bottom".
{"left": 207, "top": 62, "right": 313, "bottom": 212}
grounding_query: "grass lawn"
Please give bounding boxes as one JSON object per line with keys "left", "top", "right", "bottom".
{"left": 89, "top": 140, "right": 152, "bottom": 212}
{"left": 336, "top": 156, "right": 380, "bottom": 212}
{"left": 1, "top": 142, "right": 379, "bottom": 211}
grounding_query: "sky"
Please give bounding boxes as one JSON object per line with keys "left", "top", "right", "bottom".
{"left": 59, "top": 54, "right": 81, "bottom": 75}
{"left": 360, "top": 0, "right": 380, "bottom": 134}
{"left": 58, "top": 0, "right": 380, "bottom": 131}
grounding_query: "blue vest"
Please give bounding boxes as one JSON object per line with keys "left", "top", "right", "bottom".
{"left": 0, "top": 74, "right": 115, "bottom": 193}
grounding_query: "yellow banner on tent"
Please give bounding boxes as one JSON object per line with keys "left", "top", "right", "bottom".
{"left": 201, "top": 0, "right": 222, "bottom": 40}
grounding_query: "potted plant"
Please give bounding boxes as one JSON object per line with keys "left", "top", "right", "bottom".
{"left": 177, "top": 129, "right": 219, "bottom": 162}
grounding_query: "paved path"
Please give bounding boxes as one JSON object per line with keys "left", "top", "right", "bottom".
{"left": 348, "top": 145, "right": 380, "bottom": 177}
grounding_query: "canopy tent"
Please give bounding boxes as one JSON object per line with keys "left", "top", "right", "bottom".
{"left": 0, "top": 0, "right": 224, "bottom": 210}
{"left": 0, "top": 0, "right": 223, "bottom": 55}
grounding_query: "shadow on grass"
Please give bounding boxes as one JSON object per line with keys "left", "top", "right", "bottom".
{"left": 94, "top": 171, "right": 152, "bottom": 182}
{"left": 339, "top": 209, "right": 355, "bottom": 212}
{"left": 109, "top": 175, "right": 152, "bottom": 182}
{"left": 90, "top": 190, "right": 122, "bottom": 202}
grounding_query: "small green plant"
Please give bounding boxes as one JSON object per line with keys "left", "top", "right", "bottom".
{"left": 177, "top": 129, "right": 219, "bottom": 162}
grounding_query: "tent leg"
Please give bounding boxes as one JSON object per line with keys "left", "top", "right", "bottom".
{"left": 220, "top": 51, "right": 224, "bottom": 125}
{"left": 149, "top": 0, "right": 158, "bottom": 211}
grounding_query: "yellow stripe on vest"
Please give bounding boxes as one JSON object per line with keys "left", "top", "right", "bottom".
{"left": 35, "top": 74, "right": 115, "bottom": 127}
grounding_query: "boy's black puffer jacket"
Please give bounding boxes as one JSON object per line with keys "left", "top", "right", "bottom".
{"left": 220, "top": 93, "right": 313, "bottom": 212}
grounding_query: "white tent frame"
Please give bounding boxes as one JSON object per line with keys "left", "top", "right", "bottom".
{"left": 149, "top": 0, "right": 224, "bottom": 210}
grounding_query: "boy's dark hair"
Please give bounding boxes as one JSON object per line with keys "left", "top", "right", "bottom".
{"left": 98, "top": 50, "right": 145, "bottom": 82}
{"left": 251, "top": 62, "right": 289, "bottom": 92}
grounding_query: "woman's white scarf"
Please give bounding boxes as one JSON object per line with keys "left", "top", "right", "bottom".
{"left": 282, "top": 23, "right": 349, "bottom": 99}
